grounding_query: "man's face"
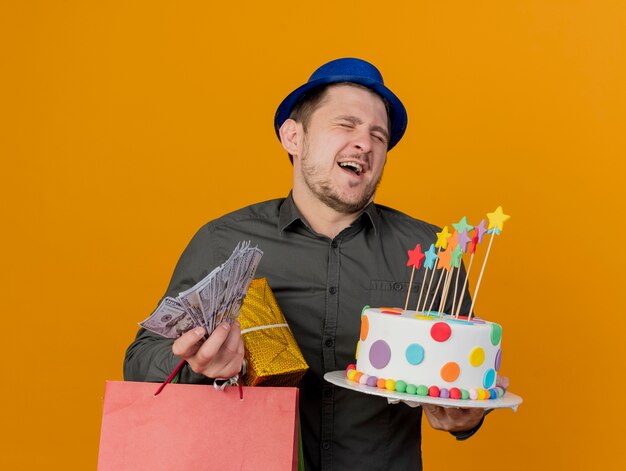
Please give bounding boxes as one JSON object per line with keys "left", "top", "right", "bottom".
{"left": 294, "top": 84, "right": 389, "bottom": 214}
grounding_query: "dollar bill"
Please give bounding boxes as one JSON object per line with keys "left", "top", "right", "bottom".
{"left": 139, "top": 241, "right": 263, "bottom": 338}
{"left": 139, "top": 297, "right": 196, "bottom": 338}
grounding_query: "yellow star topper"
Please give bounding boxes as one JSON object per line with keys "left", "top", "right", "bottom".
{"left": 435, "top": 226, "right": 452, "bottom": 249}
{"left": 486, "top": 206, "right": 511, "bottom": 232}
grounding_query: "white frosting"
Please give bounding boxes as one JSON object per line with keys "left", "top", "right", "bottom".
{"left": 356, "top": 307, "right": 502, "bottom": 392}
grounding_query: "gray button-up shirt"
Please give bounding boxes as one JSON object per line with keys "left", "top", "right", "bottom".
{"left": 125, "top": 194, "right": 471, "bottom": 470}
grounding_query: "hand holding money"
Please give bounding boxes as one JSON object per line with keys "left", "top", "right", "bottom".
{"left": 139, "top": 242, "right": 261, "bottom": 381}
{"left": 172, "top": 322, "right": 245, "bottom": 379}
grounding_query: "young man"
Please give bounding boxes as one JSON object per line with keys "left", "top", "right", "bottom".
{"left": 125, "top": 58, "right": 485, "bottom": 470}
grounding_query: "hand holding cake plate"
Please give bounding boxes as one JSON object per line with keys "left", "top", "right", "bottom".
{"left": 324, "top": 371, "right": 523, "bottom": 411}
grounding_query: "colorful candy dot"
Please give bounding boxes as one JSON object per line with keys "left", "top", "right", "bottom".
{"left": 395, "top": 380, "right": 407, "bottom": 393}
{"left": 495, "top": 386, "right": 505, "bottom": 398}
{"left": 347, "top": 370, "right": 357, "bottom": 381}
{"left": 491, "top": 323, "right": 503, "bottom": 346}
{"left": 406, "top": 384, "right": 418, "bottom": 395}
{"left": 428, "top": 386, "right": 440, "bottom": 397}
{"left": 469, "top": 347, "right": 485, "bottom": 367}
{"left": 441, "top": 362, "right": 461, "bottom": 382}
{"left": 449, "top": 388, "right": 461, "bottom": 400}
{"left": 353, "top": 372, "right": 363, "bottom": 383}
{"left": 355, "top": 341, "right": 360, "bottom": 360}
{"left": 405, "top": 343, "right": 425, "bottom": 365}
{"left": 360, "top": 315, "right": 369, "bottom": 341}
{"left": 385, "top": 379, "right": 396, "bottom": 391}
{"left": 439, "top": 388, "right": 450, "bottom": 399}
{"left": 361, "top": 305, "right": 370, "bottom": 315}
{"left": 366, "top": 376, "right": 378, "bottom": 387}
{"left": 417, "top": 385, "right": 429, "bottom": 396}
{"left": 477, "top": 389, "right": 487, "bottom": 400}
{"left": 377, "top": 378, "right": 387, "bottom": 389}
{"left": 414, "top": 315, "right": 435, "bottom": 321}
{"left": 431, "top": 322, "right": 452, "bottom": 342}
{"left": 469, "top": 389, "right": 478, "bottom": 400}
{"left": 489, "top": 389, "right": 497, "bottom": 399}
{"left": 495, "top": 349, "right": 502, "bottom": 371}
{"left": 346, "top": 364, "right": 356, "bottom": 373}
{"left": 483, "top": 369, "right": 496, "bottom": 388}
{"left": 359, "top": 374, "right": 369, "bottom": 385}
{"left": 369, "top": 340, "right": 392, "bottom": 369}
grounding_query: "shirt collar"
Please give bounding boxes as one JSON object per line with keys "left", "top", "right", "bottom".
{"left": 361, "top": 201, "right": 380, "bottom": 234}
{"left": 278, "top": 192, "right": 304, "bottom": 233}
{"left": 278, "top": 192, "right": 379, "bottom": 235}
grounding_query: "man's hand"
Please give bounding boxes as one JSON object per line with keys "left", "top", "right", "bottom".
{"left": 422, "top": 375, "right": 508, "bottom": 433}
{"left": 422, "top": 405, "right": 485, "bottom": 432}
{"left": 172, "top": 322, "right": 245, "bottom": 379}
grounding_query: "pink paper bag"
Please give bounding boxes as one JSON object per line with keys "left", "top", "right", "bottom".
{"left": 98, "top": 381, "right": 299, "bottom": 470}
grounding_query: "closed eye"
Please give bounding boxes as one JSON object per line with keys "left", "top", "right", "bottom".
{"left": 372, "top": 133, "right": 387, "bottom": 144}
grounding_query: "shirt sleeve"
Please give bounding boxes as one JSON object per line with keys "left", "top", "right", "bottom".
{"left": 123, "top": 224, "right": 217, "bottom": 384}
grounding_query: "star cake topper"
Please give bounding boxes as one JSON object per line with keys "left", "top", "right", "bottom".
{"left": 487, "top": 206, "right": 511, "bottom": 233}
{"left": 407, "top": 244, "right": 426, "bottom": 269}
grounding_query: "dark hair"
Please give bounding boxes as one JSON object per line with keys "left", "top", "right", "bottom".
{"left": 284, "top": 83, "right": 391, "bottom": 163}
{"left": 288, "top": 85, "right": 332, "bottom": 132}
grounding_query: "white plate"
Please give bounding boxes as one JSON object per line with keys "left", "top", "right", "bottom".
{"left": 324, "top": 371, "right": 523, "bottom": 411}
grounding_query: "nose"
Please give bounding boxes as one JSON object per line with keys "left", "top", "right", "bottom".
{"left": 351, "top": 128, "right": 373, "bottom": 153}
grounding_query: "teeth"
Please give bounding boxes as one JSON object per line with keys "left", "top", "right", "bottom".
{"left": 339, "top": 162, "right": 363, "bottom": 175}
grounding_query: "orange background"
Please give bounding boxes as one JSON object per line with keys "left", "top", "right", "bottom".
{"left": 1, "top": 1, "right": 625, "bottom": 469}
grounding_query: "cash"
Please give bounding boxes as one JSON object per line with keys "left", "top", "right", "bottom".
{"left": 139, "top": 241, "right": 263, "bottom": 338}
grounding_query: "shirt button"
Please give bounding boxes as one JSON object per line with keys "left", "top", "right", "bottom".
{"left": 393, "top": 282, "right": 403, "bottom": 291}
{"left": 325, "top": 339, "right": 334, "bottom": 348}
{"left": 329, "top": 286, "right": 337, "bottom": 294}
{"left": 331, "top": 241, "right": 338, "bottom": 248}
{"left": 322, "top": 441, "right": 331, "bottom": 450}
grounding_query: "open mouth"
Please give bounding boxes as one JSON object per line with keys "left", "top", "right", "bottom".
{"left": 338, "top": 161, "right": 363, "bottom": 176}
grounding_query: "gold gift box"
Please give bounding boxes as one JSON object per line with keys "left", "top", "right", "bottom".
{"left": 239, "top": 278, "right": 309, "bottom": 387}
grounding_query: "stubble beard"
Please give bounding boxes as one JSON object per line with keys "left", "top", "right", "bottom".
{"left": 299, "top": 140, "right": 382, "bottom": 215}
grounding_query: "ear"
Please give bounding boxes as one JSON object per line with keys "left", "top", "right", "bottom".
{"left": 279, "top": 119, "right": 301, "bottom": 157}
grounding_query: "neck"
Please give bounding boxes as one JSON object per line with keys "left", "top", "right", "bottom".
{"left": 291, "top": 187, "right": 361, "bottom": 239}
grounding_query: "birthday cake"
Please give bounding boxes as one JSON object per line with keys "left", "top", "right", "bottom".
{"left": 347, "top": 308, "right": 504, "bottom": 400}
{"left": 345, "top": 207, "right": 511, "bottom": 401}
